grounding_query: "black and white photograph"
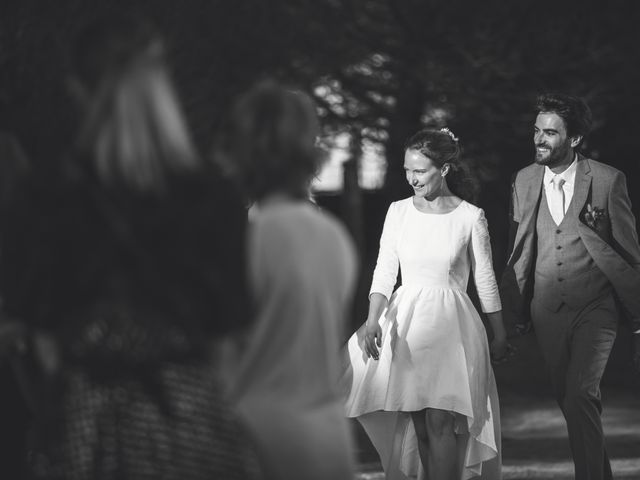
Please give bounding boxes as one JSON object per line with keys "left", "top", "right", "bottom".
{"left": 0, "top": 2, "right": 639, "bottom": 479}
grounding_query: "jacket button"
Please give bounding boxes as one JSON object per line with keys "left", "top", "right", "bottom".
{"left": 556, "top": 245, "right": 562, "bottom": 250}
{"left": 556, "top": 229, "right": 562, "bottom": 234}
{"left": 558, "top": 278, "right": 564, "bottom": 282}
{"left": 557, "top": 261, "right": 563, "bottom": 266}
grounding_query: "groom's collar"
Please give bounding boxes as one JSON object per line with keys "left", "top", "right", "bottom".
{"left": 543, "top": 154, "right": 578, "bottom": 187}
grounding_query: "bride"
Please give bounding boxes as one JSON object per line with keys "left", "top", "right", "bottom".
{"left": 344, "top": 128, "right": 508, "bottom": 480}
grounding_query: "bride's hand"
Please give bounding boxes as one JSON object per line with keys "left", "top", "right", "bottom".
{"left": 490, "top": 336, "right": 509, "bottom": 363}
{"left": 364, "top": 321, "right": 382, "bottom": 360}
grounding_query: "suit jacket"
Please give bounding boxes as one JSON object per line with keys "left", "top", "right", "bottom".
{"left": 500, "top": 154, "right": 640, "bottom": 332}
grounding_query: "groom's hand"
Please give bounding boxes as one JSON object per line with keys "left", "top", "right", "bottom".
{"left": 514, "top": 321, "right": 533, "bottom": 336}
{"left": 502, "top": 306, "right": 533, "bottom": 337}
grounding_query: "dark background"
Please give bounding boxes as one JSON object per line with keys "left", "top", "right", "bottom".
{"left": 1, "top": 0, "right": 639, "bottom": 393}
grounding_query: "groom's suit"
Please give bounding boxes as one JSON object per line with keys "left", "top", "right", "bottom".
{"left": 501, "top": 154, "right": 640, "bottom": 480}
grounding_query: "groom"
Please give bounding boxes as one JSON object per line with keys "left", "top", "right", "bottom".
{"left": 501, "top": 93, "right": 640, "bottom": 480}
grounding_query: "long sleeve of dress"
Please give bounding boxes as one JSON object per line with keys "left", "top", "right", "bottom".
{"left": 469, "top": 209, "right": 502, "bottom": 313}
{"left": 369, "top": 202, "right": 400, "bottom": 301}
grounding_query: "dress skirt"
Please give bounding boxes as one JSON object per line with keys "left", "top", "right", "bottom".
{"left": 343, "top": 285, "right": 501, "bottom": 480}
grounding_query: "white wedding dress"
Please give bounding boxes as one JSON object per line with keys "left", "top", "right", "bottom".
{"left": 343, "top": 198, "right": 502, "bottom": 480}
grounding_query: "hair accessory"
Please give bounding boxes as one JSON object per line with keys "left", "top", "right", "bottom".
{"left": 440, "top": 127, "right": 459, "bottom": 143}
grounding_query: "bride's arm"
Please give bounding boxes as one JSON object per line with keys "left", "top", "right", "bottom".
{"left": 366, "top": 293, "right": 388, "bottom": 326}
{"left": 364, "top": 202, "right": 400, "bottom": 359}
{"left": 469, "top": 209, "right": 508, "bottom": 359}
{"left": 363, "top": 293, "right": 388, "bottom": 360}
{"left": 369, "top": 202, "right": 400, "bottom": 302}
{"left": 485, "top": 311, "right": 507, "bottom": 359}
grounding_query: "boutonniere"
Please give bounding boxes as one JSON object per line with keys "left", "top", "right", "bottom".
{"left": 583, "top": 203, "right": 607, "bottom": 230}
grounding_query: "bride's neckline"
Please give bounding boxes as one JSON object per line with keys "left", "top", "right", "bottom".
{"left": 411, "top": 197, "right": 464, "bottom": 215}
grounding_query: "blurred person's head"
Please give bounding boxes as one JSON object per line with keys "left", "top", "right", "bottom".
{"left": 534, "top": 93, "right": 592, "bottom": 167}
{"left": 70, "top": 14, "right": 198, "bottom": 193}
{"left": 220, "top": 81, "right": 322, "bottom": 202}
{"left": 404, "top": 128, "right": 478, "bottom": 203}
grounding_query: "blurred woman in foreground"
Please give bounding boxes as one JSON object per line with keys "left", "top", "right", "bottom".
{"left": 219, "top": 82, "right": 358, "bottom": 480}
{"left": 0, "top": 15, "right": 259, "bottom": 480}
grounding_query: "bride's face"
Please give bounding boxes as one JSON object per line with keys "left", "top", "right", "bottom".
{"left": 404, "top": 149, "right": 443, "bottom": 198}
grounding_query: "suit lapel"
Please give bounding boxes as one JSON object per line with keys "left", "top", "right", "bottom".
{"left": 521, "top": 165, "right": 544, "bottom": 229}
{"left": 507, "top": 165, "right": 543, "bottom": 283}
{"left": 501, "top": 164, "right": 544, "bottom": 319}
{"left": 570, "top": 156, "right": 592, "bottom": 219}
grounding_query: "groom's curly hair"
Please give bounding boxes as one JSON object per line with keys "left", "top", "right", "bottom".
{"left": 535, "top": 93, "right": 593, "bottom": 141}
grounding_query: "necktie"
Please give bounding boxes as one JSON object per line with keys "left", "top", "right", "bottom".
{"left": 549, "top": 176, "right": 566, "bottom": 225}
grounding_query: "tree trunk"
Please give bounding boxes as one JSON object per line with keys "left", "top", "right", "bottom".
{"left": 383, "top": 76, "right": 425, "bottom": 200}
{"left": 341, "top": 128, "right": 364, "bottom": 253}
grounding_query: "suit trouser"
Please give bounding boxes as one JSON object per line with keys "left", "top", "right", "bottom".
{"left": 531, "top": 293, "right": 617, "bottom": 480}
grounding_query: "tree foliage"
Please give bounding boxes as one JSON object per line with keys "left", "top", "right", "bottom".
{"left": 1, "top": 0, "right": 640, "bottom": 204}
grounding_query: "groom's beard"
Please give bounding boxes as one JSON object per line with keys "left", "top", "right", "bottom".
{"left": 534, "top": 140, "right": 572, "bottom": 167}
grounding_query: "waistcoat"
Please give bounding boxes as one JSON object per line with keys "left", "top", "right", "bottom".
{"left": 534, "top": 188, "right": 612, "bottom": 311}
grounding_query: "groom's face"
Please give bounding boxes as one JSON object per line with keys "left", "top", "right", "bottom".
{"left": 533, "top": 112, "right": 574, "bottom": 167}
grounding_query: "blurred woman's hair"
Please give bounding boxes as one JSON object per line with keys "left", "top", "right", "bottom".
{"left": 404, "top": 128, "right": 479, "bottom": 203}
{"left": 219, "top": 81, "right": 322, "bottom": 201}
{"left": 72, "top": 15, "right": 199, "bottom": 193}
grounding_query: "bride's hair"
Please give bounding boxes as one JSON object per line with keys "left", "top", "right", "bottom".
{"left": 404, "top": 128, "right": 479, "bottom": 203}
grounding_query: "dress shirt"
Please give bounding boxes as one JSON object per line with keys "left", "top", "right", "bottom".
{"left": 543, "top": 155, "right": 578, "bottom": 218}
